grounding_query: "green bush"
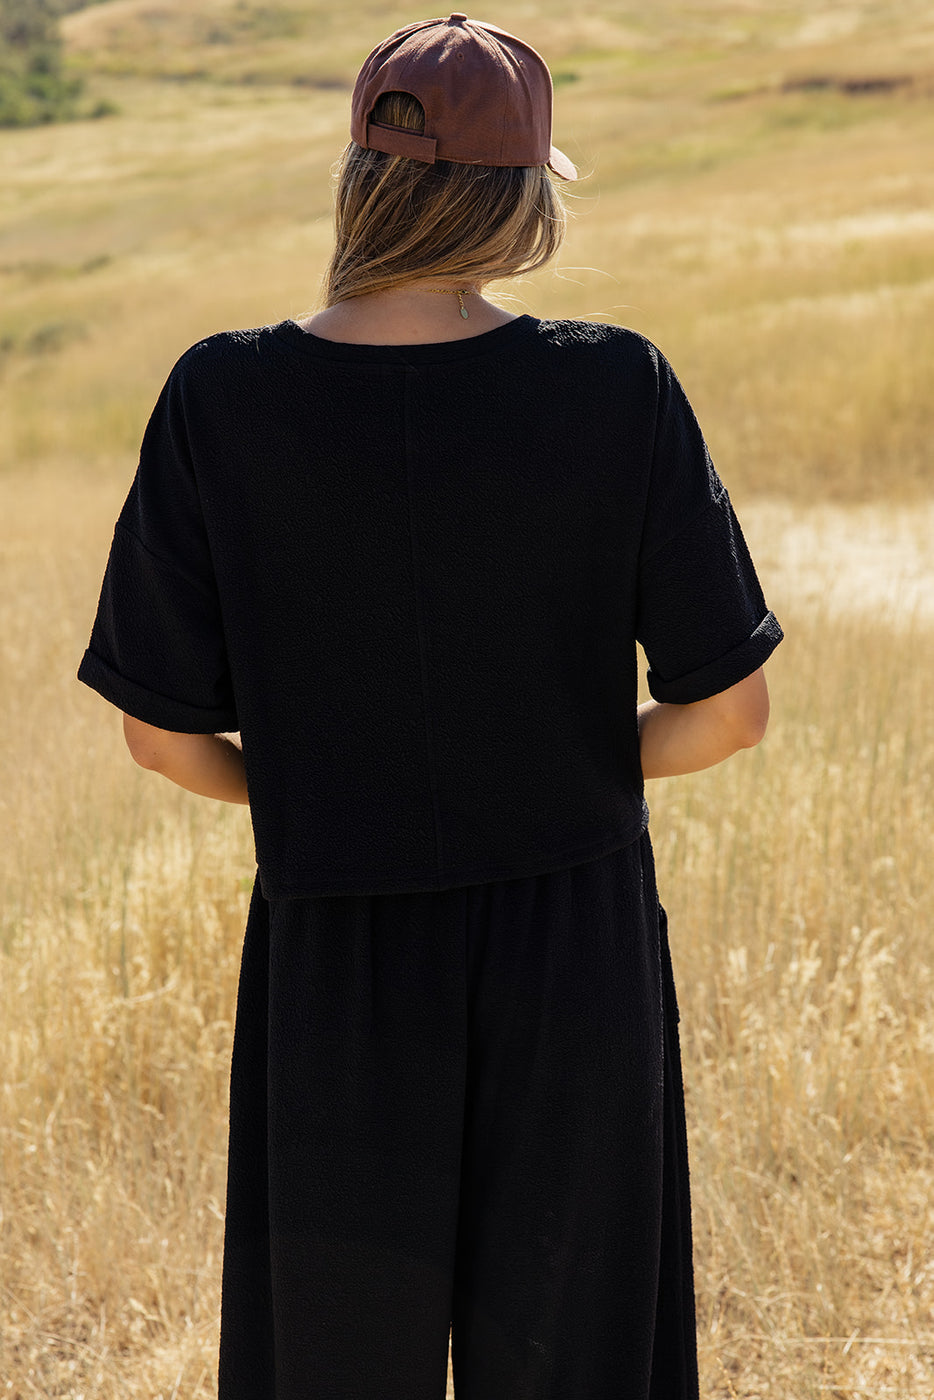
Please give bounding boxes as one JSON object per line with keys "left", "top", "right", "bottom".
{"left": 0, "top": 0, "right": 89, "bottom": 127}
{"left": 0, "top": 51, "right": 83, "bottom": 125}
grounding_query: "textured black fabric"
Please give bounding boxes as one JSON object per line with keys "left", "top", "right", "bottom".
{"left": 218, "top": 830, "right": 699, "bottom": 1400}
{"left": 78, "top": 314, "right": 782, "bottom": 897}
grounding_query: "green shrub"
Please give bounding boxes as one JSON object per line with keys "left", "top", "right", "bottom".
{"left": 0, "top": 0, "right": 87, "bottom": 127}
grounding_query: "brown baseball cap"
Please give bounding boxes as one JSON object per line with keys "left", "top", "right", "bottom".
{"left": 350, "top": 13, "right": 578, "bottom": 181}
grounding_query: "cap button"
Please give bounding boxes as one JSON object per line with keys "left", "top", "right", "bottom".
{"left": 448, "top": 13, "right": 468, "bottom": 22}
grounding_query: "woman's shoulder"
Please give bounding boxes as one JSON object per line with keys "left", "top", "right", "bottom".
{"left": 532, "top": 316, "right": 664, "bottom": 366}
{"left": 161, "top": 322, "right": 288, "bottom": 387}
{"left": 522, "top": 318, "right": 670, "bottom": 399}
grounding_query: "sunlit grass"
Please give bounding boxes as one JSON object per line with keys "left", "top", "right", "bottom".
{"left": 3, "top": 504, "right": 931, "bottom": 1395}
{"left": 653, "top": 597, "right": 934, "bottom": 1398}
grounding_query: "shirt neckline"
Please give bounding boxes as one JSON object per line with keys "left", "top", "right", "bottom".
{"left": 271, "top": 314, "right": 540, "bottom": 365}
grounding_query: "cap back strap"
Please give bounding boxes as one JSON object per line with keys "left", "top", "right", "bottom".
{"left": 365, "top": 122, "right": 438, "bottom": 163}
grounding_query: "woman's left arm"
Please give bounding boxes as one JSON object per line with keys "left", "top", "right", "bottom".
{"left": 123, "top": 714, "right": 249, "bottom": 805}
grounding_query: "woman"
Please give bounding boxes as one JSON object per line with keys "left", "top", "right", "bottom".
{"left": 78, "top": 14, "right": 782, "bottom": 1399}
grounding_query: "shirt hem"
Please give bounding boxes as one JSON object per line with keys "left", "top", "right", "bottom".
{"left": 255, "top": 812, "right": 650, "bottom": 899}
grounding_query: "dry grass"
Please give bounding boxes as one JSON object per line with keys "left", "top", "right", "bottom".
{"left": 3, "top": 493, "right": 932, "bottom": 1396}
{"left": 651, "top": 603, "right": 934, "bottom": 1398}
{"left": 1, "top": 1, "right": 933, "bottom": 1395}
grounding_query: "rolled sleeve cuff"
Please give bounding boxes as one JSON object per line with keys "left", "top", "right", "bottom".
{"left": 77, "top": 647, "right": 239, "bottom": 734}
{"left": 646, "top": 610, "right": 784, "bottom": 704}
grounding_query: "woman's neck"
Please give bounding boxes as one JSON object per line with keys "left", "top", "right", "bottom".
{"left": 295, "top": 282, "right": 519, "bottom": 345}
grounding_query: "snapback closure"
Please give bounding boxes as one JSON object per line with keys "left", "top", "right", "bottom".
{"left": 365, "top": 122, "right": 438, "bottom": 163}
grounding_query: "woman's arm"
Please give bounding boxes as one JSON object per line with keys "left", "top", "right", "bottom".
{"left": 637, "top": 667, "right": 770, "bottom": 780}
{"left": 122, "top": 714, "right": 249, "bottom": 804}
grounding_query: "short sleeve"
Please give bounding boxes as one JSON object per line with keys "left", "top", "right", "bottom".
{"left": 77, "top": 351, "right": 238, "bottom": 733}
{"left": 636, "top": 348, "right": 783, "bottom": 703}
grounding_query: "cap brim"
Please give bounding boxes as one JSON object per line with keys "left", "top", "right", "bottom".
{"left": 548, "top": 144, "right": 578, "bottom": 181}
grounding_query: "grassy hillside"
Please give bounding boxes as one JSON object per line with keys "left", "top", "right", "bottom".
{"left": 0, "top": 0, "right": 931, "bottom": 497}
{"left": 1, "top": 4, "right": 932, "bottom": 1397}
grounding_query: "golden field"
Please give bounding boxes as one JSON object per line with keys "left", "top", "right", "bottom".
{"left": 1, "top": 1, "right": 933, "bottom": 1395}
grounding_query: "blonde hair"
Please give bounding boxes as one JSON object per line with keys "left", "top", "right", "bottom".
{"left": 322, "top": 91, "right": 568, "bottom": 306}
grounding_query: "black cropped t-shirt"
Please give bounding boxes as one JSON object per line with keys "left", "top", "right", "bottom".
{"left": 78, "top": 315, "right": 783, "bottom": 897}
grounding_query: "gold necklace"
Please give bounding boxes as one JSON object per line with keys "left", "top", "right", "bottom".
{"left": 429, "top": 288, "right": 472, "bottom": 320}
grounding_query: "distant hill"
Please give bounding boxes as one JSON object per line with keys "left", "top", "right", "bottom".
{"left": 59, "top": 0, "right": 351, "bottom": 88}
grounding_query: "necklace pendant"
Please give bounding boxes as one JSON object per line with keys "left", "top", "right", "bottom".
{"left": 460, "top": 305, "right": 470, "bottom": 320}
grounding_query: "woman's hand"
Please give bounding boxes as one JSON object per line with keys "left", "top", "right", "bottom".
{"left": 637, "top": 667, "right": 770, "bottom": 780}
{"left": 122, "top": 714, "right": 249, "bottom": 804}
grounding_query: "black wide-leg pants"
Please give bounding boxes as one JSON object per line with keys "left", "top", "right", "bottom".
{"left": 218, "top": 830, "right": 699, "bottom": 1400}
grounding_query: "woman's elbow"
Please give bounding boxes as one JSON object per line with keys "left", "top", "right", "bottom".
{"left": 736, "top": 702, "right": 769, "bottom": 750}
{"left": 123, "top": 713, "right": 169, "bottom": 770}
{"left": 728, "top": 668, "right": 771, "bottom": 749}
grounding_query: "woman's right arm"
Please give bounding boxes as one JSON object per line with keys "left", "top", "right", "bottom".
{"left": 123, "top": 714, "right": 250, "bottom": 804}
{"left": 637, "top": 666, "right": 770, "bottom": 779}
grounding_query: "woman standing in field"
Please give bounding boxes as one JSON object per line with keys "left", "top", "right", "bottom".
{"left": 78, "top": 13, "right": 782, "bottom": 1399}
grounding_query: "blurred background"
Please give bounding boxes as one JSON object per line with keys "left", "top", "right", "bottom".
{"left": 1, "top": 2, "right": 932, "bottom": 1395}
